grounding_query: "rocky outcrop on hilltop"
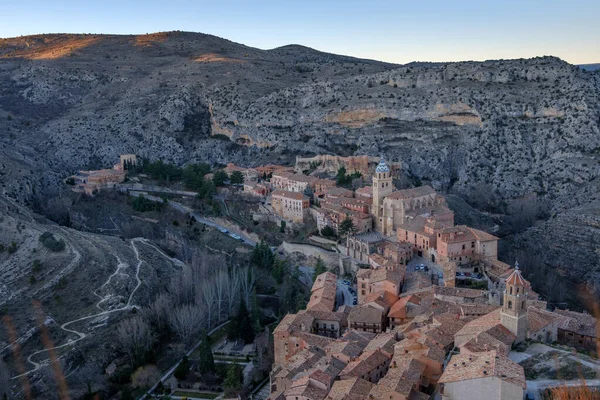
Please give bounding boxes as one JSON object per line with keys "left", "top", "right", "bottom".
{"left": 0, "top": 31, "right": 599, "bottom": 304}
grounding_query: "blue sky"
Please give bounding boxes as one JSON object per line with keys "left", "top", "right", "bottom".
{"left": 2, "top": 0, "right": 598, "bottom": 64}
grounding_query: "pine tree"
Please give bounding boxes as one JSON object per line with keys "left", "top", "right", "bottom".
{"left": 313, "top": 256, "right": 327, "bottom": 281}
{"left": 174, "top": 356, "right": 190, "bottom": 380}
{"left": 224, "top": 363, "right": 243, "bottom": 395}
{"left": 339, "top": 216, "right": 356, "bottom": 237}
{"left": 198, "top": 336, "right": 215, "bottom": 374}
{"left": 229, "top": 170, "right": 244, "bottom": 184}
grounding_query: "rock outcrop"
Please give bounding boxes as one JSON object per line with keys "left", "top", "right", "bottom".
{"left": 0, "top": 31, "right": 599, "bottom": 304}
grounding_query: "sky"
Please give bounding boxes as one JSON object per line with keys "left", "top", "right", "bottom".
{"left": 1, "top": 0, "right": 599, "bottom": 65}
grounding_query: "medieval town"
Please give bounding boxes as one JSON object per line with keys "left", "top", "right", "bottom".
{"left": 65, "top": 154, "right": 599, "bottom": 400}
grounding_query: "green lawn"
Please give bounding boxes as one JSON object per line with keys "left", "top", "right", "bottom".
{"left": 172, "top": 390, "right": 220, "bottom": 399}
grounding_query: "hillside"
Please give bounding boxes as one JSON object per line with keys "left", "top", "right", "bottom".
{"left": 0, "top": 33, "right": 599, "bottom": 310}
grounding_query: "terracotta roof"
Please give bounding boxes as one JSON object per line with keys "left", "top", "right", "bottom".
{"left": 340, "top": 349, "right": 390, "bottom": 378}
{"left": 460, "top": 332, "right": 511, "bottom": 356}
{"left": 554, "top": 309, "right": 599, "bottom": 337}
{"left": 389, "top": 295, "right": 421, "bottom": 319}
{"left": 468, "top": 227, "right": 498, "bottom": 242}
{"left": 326, "top": 377, "right": 373, "bottom": 400}
{"left": 434, "top": 286, "right": 487, "bottom": 299}
{"left": 455, "top": 309, "right": 516, "bottom": 346}
{"left": 284, "top": 377, "right": 328, "bottom": 400}
{"left": 348, "top": 305, "right": 384, "bottom": 325}
{"left": 385, "top": 185, "right": 436, "bottom": 200}
{"left": 505, "top": 268, "right": 527, "bottom": 286}
{"left": 271, "top": 189, "right": 309, "bottom": 201}
{"left": 527, "top": 307, "right": 565, "bottom": 332}
{"left": 364, "top": 290, "right": 398, "bottom": 310}
{"left": 439, "top": 350, "right": 526, "bottom": 389}
{"left": 370, "top": 356, "right": 426, "bottom": 398}
{"left": 363, "top": 332, "right": 397, "bottom": 357}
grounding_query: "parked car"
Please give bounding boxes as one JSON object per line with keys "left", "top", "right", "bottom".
{"left": 349, "top": 288, "right": 356, "bottom": 295}
{"left": 352, "top": 298, "right": 358, "bottom": 305}
{"left": 459, "top": 272, "right": 466, "bottom": 276}
{"left": 424, "top": 266, "right": 429, "bottom": 272}
{"left": 455, "top": 272, "right": 461, "bottom": 277}
{"left": 219, "top": 228, "right": 229, "bottom": 234}
{"left": 230, "top": 233, "right": 242, "bottom": 240}
{"left": 414, "top": 265, "right": 420, "bottom": 271}
{"left": 438, "top": 272, "right": 444, "bottom": 278}
{"left": 342, "top": 280, "right": 351, "bottom": 286}
{"left": 465, "top": 272, "right": 471, "bottom": 277}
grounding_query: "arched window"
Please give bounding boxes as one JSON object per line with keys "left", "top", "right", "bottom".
{"left": 510, "top": 286, "right": 513, "bottom": 295}
{"left": 522, "top": 301, "right": 525, "bottom": 310}
{"left": 516, "top": 287, "right": 519, "bottom": 294}
{"left": 508, "top": 301, "right": 512, "bottom": 309}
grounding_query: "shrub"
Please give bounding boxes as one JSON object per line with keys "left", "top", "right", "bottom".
{"left": 7, "top": 241, "right": 18, "bottom": 254}
{"left": 39, "top": 232, "right": 66, "bottom": 252}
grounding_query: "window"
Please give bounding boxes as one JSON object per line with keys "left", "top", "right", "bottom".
{"left": 522, "top": 301, "right": 525, "bottom": 309}
{"left": 508, "top": 301, "right": 512, "bottom": 309}
{"left": 510, "top": 287, "right": 513, "bottom": 295}
{"left": 462, "top": 244, "right": 465, "bottom": 250}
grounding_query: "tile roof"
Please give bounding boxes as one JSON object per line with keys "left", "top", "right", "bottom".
{"left": 455, "top": 309, "right": 516, "bottom": 346}
{"left": 271, "top": 189, "right": 309, "bottom": 201}
{"left": 434, "top": 286, "right": 487, "bottom": 299}
{"left": 326, "top": 377, "right": 373, "bottom": 400}
{"left": 460, "top": 331, "right": 511, "bottom": 356}
{"left": 348, "top": 305, "right": 384, "bottom": 325}
{"left": 388, "top": 295, "right": 421, "bottom": 319}
{"left": 505, "top": 268, "right": 527, "bottom": 286}
{"left": 364, "top": 290, "right": 399, "bottom": 310}
{"left": 385, "top": 185, "right": 436, "bottom": 200}
{"left": 340, "top": 349, "right": 390, "bottom": 378}
{"left": 370, "top": 356, "right": 426, "bottom": 398}
{"left": 439, "top": 350, "right": 526, "bottom": 389}
{"left": 554, "top": 309, "right": 599, "bottom": 337}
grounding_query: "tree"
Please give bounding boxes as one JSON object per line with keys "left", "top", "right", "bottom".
{"left": 117, "top": 316, "right": 156, "bottom": 367}
{"left": 313, "top": 256, "right": 327, "bottom": 281}
{"left": 320, "top": 225, "right": 335, "bottom": 237}
{"left": 212, "top": 170, "right": 228, "bottom": 187}
{"left": 228, "top": 299, "right": 255, "bottom": 344}
{"left": 131, "top": 365, "right": 161, "bottom": 389}
{"left": 229, "top": 170, "right": 244, "bottom": 184}
{"left": 280, "top": 220, "right": 286, "bottom": 233}
{"left": 0, "top": 358, "right": 9, "bottom": 399}
{"left": 169, "top": 304, "right": 204, "bottom": 344}
{"left": 336, "top": 167, "right": 348, "bottom": 185}
{"left": 198, "top": 336, "right": 215, "bottom": 374}
{"left": 223, "top": 364, "right": 243, "bottom": 396}
{"left": 198, "top": 179, "right": 216, "bottom": 199}
{"left": 251, "top": 241, "right": 274, "bottom": 269}
{"left": 174, "top": 356, "right": 190, "bottom": 380}
{"left": 339, "top": 216, "right": 356, "bottom": 237}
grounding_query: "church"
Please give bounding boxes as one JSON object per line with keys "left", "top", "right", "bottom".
{"left": 371, "top": 158, "right": 452, "bottom": 236}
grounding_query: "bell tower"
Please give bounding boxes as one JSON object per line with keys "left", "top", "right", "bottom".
{"left": 372, "top": 157, "right": 393, "bottom": 233}
{"left": 500, "top": 261, "right": 529, "bottom": 343}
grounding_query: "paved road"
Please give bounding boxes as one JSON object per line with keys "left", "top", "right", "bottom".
{"left": 526, "top": 379, "right": 600, "bottom": 400}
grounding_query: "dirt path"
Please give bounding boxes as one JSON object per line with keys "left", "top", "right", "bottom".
{"left": 13, "top": 237, "right": 151, "bottom": 378}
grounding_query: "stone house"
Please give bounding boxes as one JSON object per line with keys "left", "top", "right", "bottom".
{"left": 348, "top": 305, "right": 386, "bottom": 334}
{"left": 339, "top": 349, "right": 391, "bottom": 384}
{"left": 437, "top": 226, "right": 499, "bottom": 265}
{"left": 346, "top": 232, "right": 384, "bottom": 263}
{"left": 271, "top": 172, "right": 318, "bottom": 193}
{"left": 271, "top": 190, "right": 310, "bottom": 223}
{"left": 554, "top": 309, "right": 599, "bottom": 352}
{"left": 439, "top": 351, "right": 526, "bottom": 400}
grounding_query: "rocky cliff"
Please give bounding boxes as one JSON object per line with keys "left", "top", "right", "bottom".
{"left": 0, "top": 31, "right": 599, "bottom": 304}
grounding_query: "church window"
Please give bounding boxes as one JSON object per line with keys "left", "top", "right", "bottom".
{"left": 517, "top": 287, "right": 519, "bottom": 294}
{"left": 508, "top": 301, "right": 512, "bottom": 309}
{"left": 522, "top": 301, "right": 525, "bottom": 310}
{"left": 510, "top": 287, "right": 513, "bottom": 295}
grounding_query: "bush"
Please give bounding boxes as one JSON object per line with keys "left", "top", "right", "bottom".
{"left": 7, "top": 241, "right": 17, "bottom": 254}
{"left": 320, "top": 226, "right": 335, "bottom": 237}
{"left": 39, "top": 232, "right": 66, "bottom": 252}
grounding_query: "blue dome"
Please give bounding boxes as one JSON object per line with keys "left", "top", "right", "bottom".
{"left": 375, "top": 158, "right": 390, "bottom": 173}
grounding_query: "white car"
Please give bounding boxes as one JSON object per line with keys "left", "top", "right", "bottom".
{"left": 230, "top": 233, "right": 242, "bottom": 240}
{"left": 219, "top": 228, "right": 229, "bottom": 234}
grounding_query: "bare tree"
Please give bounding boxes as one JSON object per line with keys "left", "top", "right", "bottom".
{"left": 214, "top": 270, "right": 229, "bottom": 322}
{"left": 169, "top": 304, "right": 205, "bottom": 344}
{"left": 0, "top": 358, "right": 10, "bottom": 399}
{"left": 143, "top": 292, "right": 173, "bottom": 334}
{"left": 226, "top": 269, "right": 241, "bottom": 317}
{"left": 116, "top": 316, "right": 156, "bottom": 367}
{"left": 239, "top": 267, "right": 255, "bottom": 307}
{"left": 131, "top": 365, "right": 161, "bottom": 390}
{"left": 69, "top": 363, "right": 106, "bottom": 397}
{"left": 198, "top": 281, "right": 216, "bottom": 330}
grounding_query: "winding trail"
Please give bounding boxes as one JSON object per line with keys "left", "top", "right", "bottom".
{"left": 13, "top": 238, "right": 149, "bottom": 378}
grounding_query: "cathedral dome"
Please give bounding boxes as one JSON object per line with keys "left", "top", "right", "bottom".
{"left": 375, "top": 158, "right": 390, "bottom": 173}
